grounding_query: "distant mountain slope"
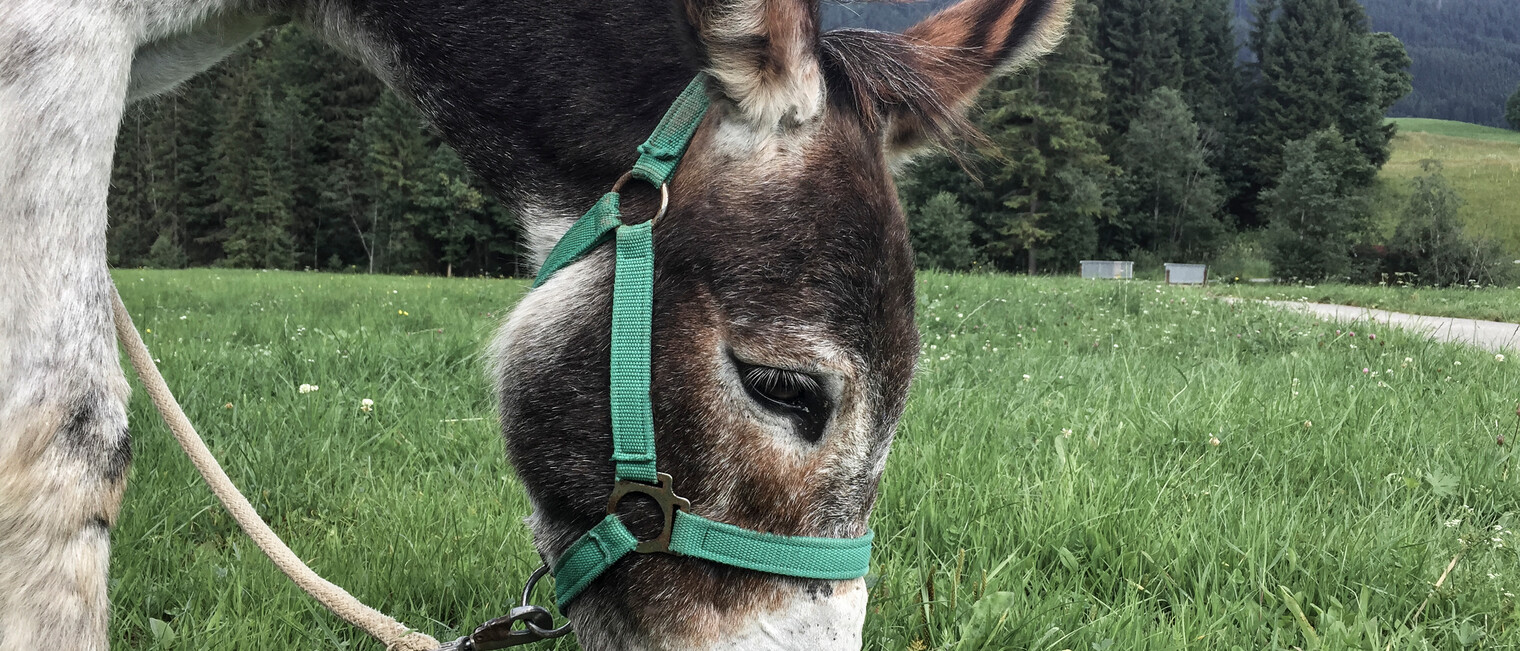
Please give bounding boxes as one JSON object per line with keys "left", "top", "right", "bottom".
{"left": 1362, "top": 0, "right": 1520, "bottom": 127}
{"left": 823, "top": 0, "right": 1520, "bottom": 128}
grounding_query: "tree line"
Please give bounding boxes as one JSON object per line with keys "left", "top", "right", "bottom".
{"left": 109, "top": 1, "right": 1513, "bottom": 284}
{"left": 895, "top": 0, "right": 1512, "bottom": 284}
{"left": 109, "top": 28, "right": 523, "bottom": 276}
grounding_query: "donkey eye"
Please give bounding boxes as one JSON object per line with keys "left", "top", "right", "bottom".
{"left": 732, "top": 358, "right": 833, "bottom": 443}
{"left": 740, "top": 364, "right": 818, "bottom": 411}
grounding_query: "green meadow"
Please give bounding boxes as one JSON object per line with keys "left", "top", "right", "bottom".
{"left": 110, "top": 270, "right": 1520, "bottom": 649}
{"left": 1377, "top": 119, "right": 1520, "bottom": 257}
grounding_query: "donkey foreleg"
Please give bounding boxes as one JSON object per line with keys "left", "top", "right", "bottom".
{"left": 0, "top": 5, "right": 136, "bottom": 650}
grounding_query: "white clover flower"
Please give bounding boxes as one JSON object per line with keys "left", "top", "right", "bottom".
{"left": 360, "top": 398, "right": 374, "bottom": 413}
{"left": 1022, "top": 374, "right": 1031, "bottom": 381}
{"left": 1497, "top": 354, "right": 1506, "bottom": 363}
{"left": 299, "top": 383, "right": 319, "bottom": 394}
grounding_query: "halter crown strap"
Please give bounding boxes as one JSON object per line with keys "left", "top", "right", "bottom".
{"left": 530, "top": 73, "right": 874, "bottom": 613}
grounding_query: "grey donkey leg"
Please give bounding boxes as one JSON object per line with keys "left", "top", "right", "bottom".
{"left": 0, "top": 4, "right": 136, "bottom": 650}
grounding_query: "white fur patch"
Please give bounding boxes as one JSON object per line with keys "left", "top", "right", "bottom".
{"left": 692, "top": 579, "right": 867, "bottom": 651}
{"left": 126, "top": 11, "right": 275, "bottom": 101}
{"left": 516, "top": 197, "right": 586, "bottom": 270}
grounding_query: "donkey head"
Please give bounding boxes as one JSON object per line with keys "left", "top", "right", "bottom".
{"left": 486, "top": 0, "right": 1071, "bottom": 648}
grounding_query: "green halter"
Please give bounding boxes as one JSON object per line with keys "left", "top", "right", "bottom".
{"left": 532, "top": 75, "right": 874, "bottom": 611}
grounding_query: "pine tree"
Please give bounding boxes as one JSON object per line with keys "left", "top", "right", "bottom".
{"left": 208, "top": 47, "right": 263, "bottom": 266}
{"left": 108, "top": 106, "right": 153, "bottom": 266}
{"left": 1248, "top": 0, "right": 1411, "bottom": 192}
{"left": 907, "top": 192, "right": 979, "bottom": 271}
{"left": 174, "top": 74, "right": 224, "bottom": 266}
{"left": 233, "top": 89, "right": 299, "bottom": 270}
{"left": 1174, "top": 0, "right": 1238, "bottom": 131}
{"left": 1508, "top": 83, "right": 1520, "bottom": 131}
{"left": 1094, "top": 0, "right": 1183, "bottom": 136}
{"left": 1115, "top": 88, "right": 1226, "bottom": 260}
{"left": 974, "top": 0, "right": 1115, "bottom": 273}
{"left": 1261, "top": 128, "right": 1371, "bottom": 280}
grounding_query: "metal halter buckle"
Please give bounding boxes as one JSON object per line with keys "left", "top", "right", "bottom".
{"left": 609, "top": 171, "right": 670, "bottom": 225}
{"left": 448, "top": 565, "right": 572, "bottom": 650}
{"left": 606, "top": 472, "right": 690, "bottom": 554}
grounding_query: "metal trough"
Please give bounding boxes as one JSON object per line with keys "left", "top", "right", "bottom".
{"left": 1164, "top": 263, "right": 1208, "bottom": 285}
{"left": 1080, "top": 260, "right": 1134, "bottom": 280}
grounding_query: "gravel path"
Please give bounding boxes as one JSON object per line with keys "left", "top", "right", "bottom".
{"left": 1263, "top": 301, "right": 1520, "bottom": 353}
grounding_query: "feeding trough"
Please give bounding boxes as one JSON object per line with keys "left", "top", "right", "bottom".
{"left": 1080, "top": 260, "right": 1134, "bottom": 280}
{"left": 1165, "top": 263, "right": 1208, "bottom": 285}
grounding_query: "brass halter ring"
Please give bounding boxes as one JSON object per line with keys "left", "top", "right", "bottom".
{"left": 609, "top": 171, "right": 670, "bottom": 225}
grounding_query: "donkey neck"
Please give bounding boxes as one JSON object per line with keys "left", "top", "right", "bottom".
{"left": 341, "top": 1, "right": 698, "bottom": 226}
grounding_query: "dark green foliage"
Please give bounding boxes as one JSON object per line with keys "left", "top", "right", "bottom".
{"left": 826, "top": 0, "right": 1520, "bottom": 129}
{"left": 1093, "top": 0, "right": 1182, "bottom": 135}
{"left": 107, "top": 26, "right": 521, "bottom": 275}
{"left": 902, "top": 0, "right": 1115, "bottom": 275}
{"left": 1361, "top": 0, "right": 1520, "bottom": 128}
{"left": 1367, "top": 32, "right": 1413, "bottom": 113}
{"left": 1114, "top": 88, "right": 1226, "bottom": 260}
{"left": 1508, "top": 84, "right": 1520, "bottom": 131}
{"left": 907, "top": 192, "right": 979, "bottom": 271}
{"left": 1261, "top": 129, "right": 1371, "bottom": 280}
{"left": 1248, "top": 0, "right": 1407, "bottom": 195}
{"left": 1386, "top": 161, "right": 1510, "bottom": 286}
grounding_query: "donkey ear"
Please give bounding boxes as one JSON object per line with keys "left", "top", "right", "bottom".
{"left": 675, "top": 0, "right": 825, "bottom": 129}
{"left": 886, "top": 0, "right": 1073, "bottom": 152}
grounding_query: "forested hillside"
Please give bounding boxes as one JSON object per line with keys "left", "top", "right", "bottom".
{"left": 828, "top": 0, "right": 1520, "bottom": 127}
{"left": 110, "top": 29, "right": 521, "bottom": 276}
{"left": 1363, "top": 0, "right": 1520, "bottom": 127}
{"left": 110, "top": 0, "right": 1513, "bottom": 286}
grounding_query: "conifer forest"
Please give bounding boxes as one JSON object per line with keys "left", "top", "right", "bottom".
{"left": 109, "top": 0, "right": 1520, "bottom": 284}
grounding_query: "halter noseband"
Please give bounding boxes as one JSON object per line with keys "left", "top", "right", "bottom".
{"left": 533, "top": 74, "right": 874, "bottom": 614}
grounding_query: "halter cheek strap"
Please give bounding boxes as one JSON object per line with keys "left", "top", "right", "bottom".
{"left": 532, "top": 75, "right": 874, "bottom": 612}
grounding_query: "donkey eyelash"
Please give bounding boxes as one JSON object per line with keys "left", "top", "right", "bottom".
{"left": 741, "top": 364, "right": 821, "bottom": 409}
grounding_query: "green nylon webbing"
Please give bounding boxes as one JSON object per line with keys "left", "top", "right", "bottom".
{"left": 554, "top": 512, "right": 873, "bottom": 609}
{"left": 532, "top": 75, "right": 707, "bottom": 289}
{"left": 532, "top": 193, "right": 622, "bottom": 288}
{"left": 553, "top": 515, "right": 640, "bottom": 609}
{"left": 534, "top": 73, "right": 875, "bottom": 613}
{"left": 631, "top": 75, "right": 711, "bottom": 187}
{"left": 607, "top": 221, "right": 656, "bottom": 483}
{"left": 668, "top": 512, "right": 874, "bottom": 579}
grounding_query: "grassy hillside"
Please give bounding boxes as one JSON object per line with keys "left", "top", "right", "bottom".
{"left": 1376, "top": 118, "right": 1520, "bottom": 256}
{"left": 1393, "top": 118, "right": 1520, "bottom": 145}
{"left": 109, "top": 270, "right": 1520, "bottom": 649}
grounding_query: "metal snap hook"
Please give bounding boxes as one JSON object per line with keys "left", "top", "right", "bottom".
{"left": 448, "top": 565, "right": 571, "bottom": 650}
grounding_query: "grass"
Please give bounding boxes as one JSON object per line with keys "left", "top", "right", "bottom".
{"left": 1376, "top": 119, "right": 1520, "bottom": 257}
{"left": 111, "top": 269, "right": 1520, "bottom": 650}
{"left": 1212, "top": 283, "right": 1520, "bottom": 326}
{"left": 1392, "top": 119, "right": 1520, "bottom": 146}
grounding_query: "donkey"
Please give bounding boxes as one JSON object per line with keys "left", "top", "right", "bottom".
{"left": 0, "top": 0, "right": 1070, "bottom": 648}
